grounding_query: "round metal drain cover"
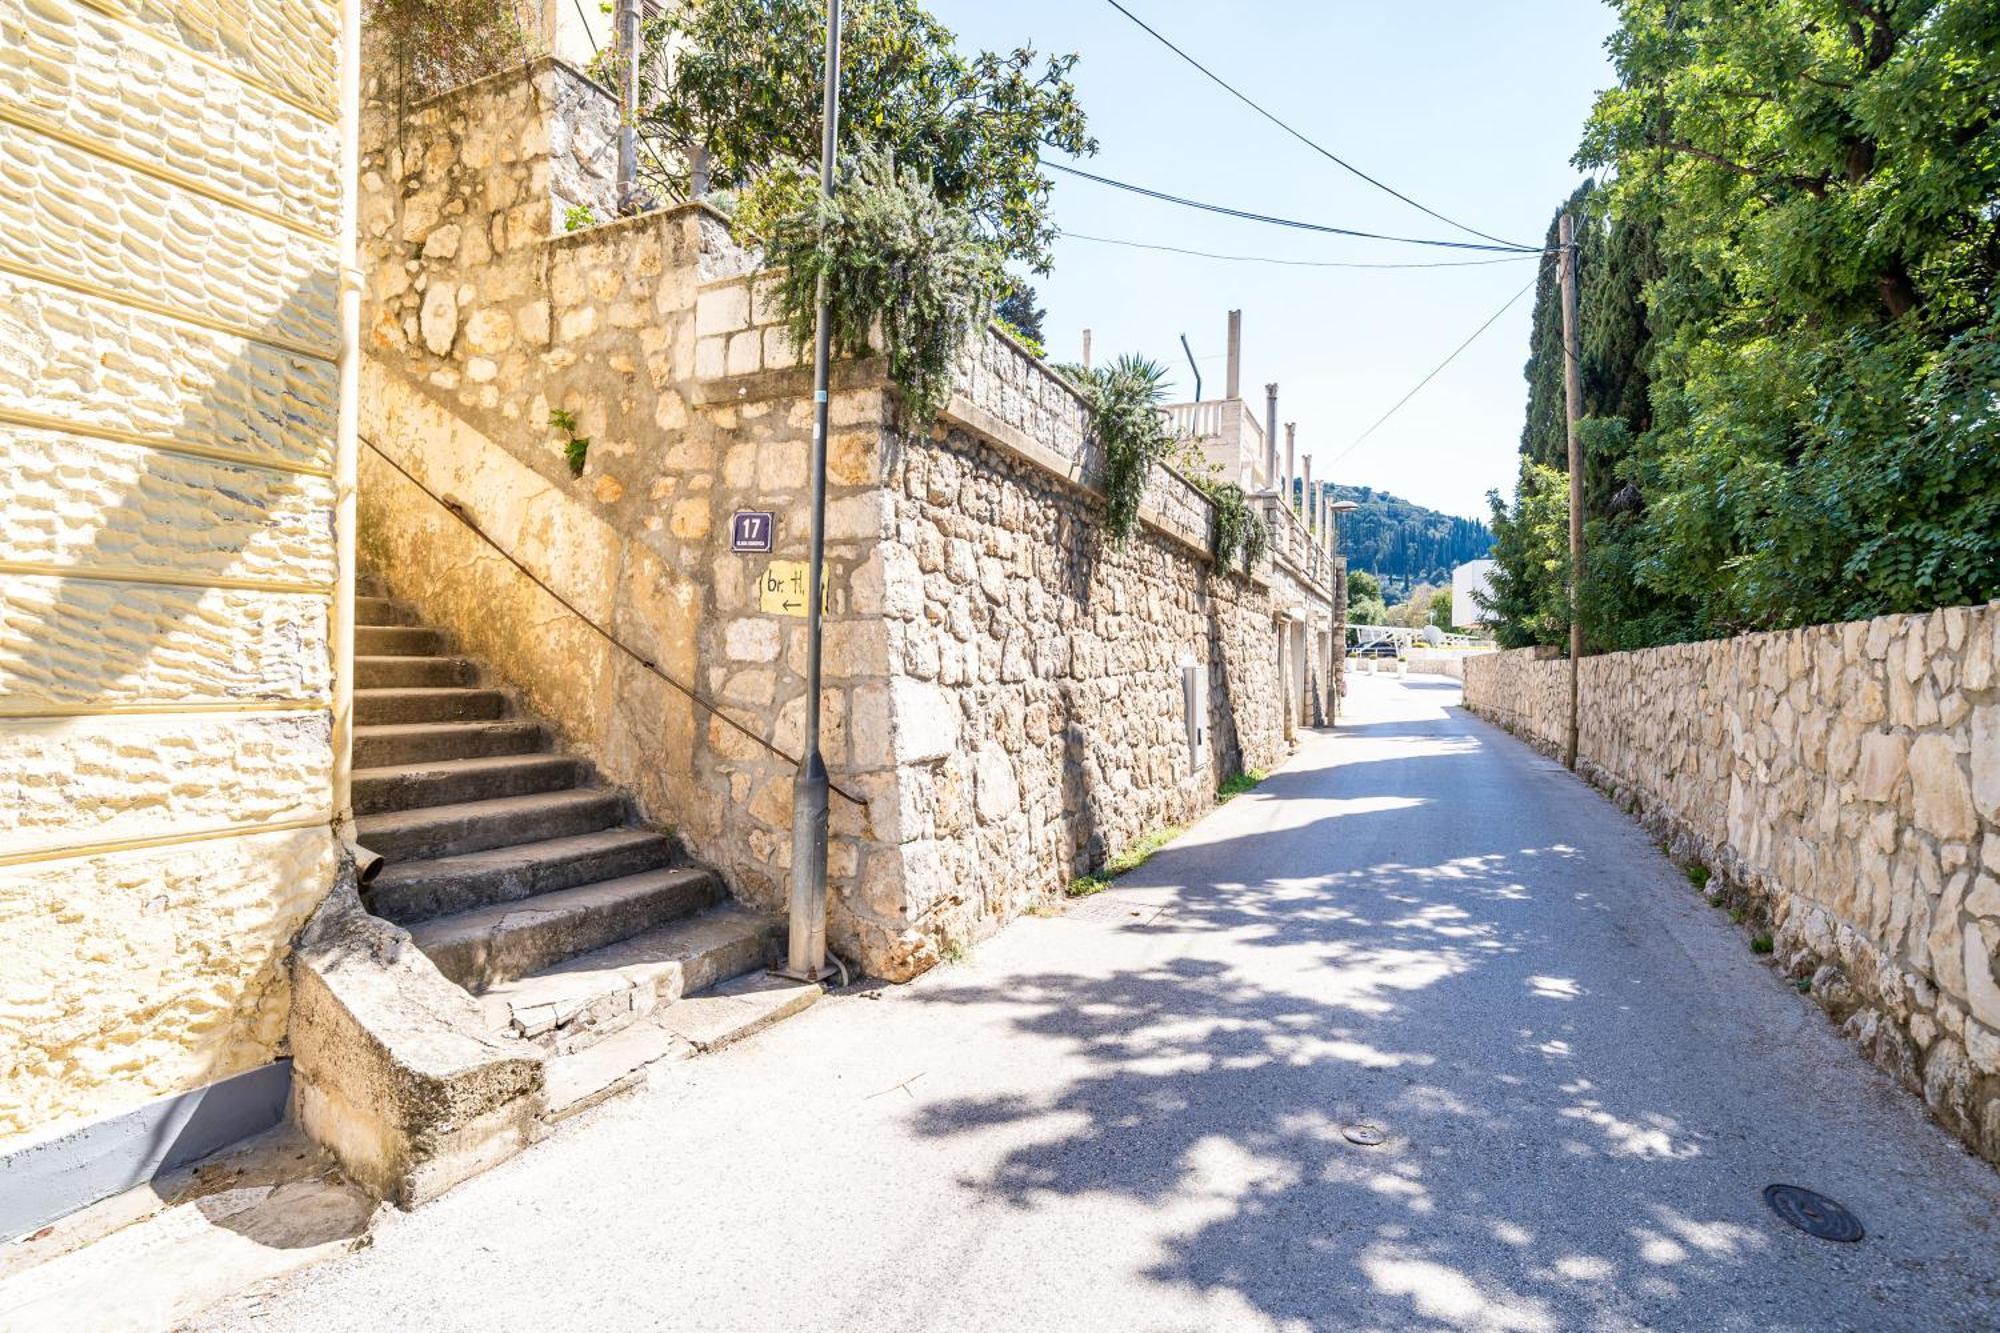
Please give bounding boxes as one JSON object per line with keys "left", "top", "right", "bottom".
{"left": 1763, "top": 1185, "right": 1863, "bottom": 1242}
{"left": 1343, "top": 1123, "right": 1386, "bottom": 1147}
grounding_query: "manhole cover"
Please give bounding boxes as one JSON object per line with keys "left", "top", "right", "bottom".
{"left": 1762, "top": 1185, "right": 1863, "bottom": 1242}
{"left": 1343, "top": 1123, "right": 1386, "bottom": 1147}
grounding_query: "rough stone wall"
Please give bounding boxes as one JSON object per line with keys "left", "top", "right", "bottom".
{"left": 1463, "top": 609, "right": 2000, "bottom": 1165}
{"left": 358, "top": 59, "right": 921, "bottom": 967}
{"left": 357, "top": 61, "right": 1339, "bottom": 980}
{"left": 0, "top": 0, "right": 344, "bottom": 1145}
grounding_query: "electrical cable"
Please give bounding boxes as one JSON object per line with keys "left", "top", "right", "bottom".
{"left": 1045, "top": 162, "right": 1543, "bottom": 254}
{"left": 1099, "top": 0, "right": 1530, "bottom": 249}
{"left": 1330, "top": 277, "right": 1536, "bottom": 465}
{"left": 1062, "top": 231, "right": 1539, "bottom": 270}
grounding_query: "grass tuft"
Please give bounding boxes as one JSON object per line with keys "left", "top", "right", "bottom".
{"left": 1750, "top": 932, "right": 1774, "bottom": 955}
{"left": 1686, "top": 863, "right": 1711, "bottom": 890}
{"left": 1216, "top": 769, "right": 1269, "bottom": 803}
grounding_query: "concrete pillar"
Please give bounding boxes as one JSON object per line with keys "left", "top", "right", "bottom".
{"left": 1225, "top": 310, "right": 1242, "bottom": 399}
{"left": 1284, "top": 423, "right": 1296, "bottom": 513}
{"left": 1081, "top": 328, "right": 1092, "bottom": 370}
{"left": 1264, "top": 383, "right": 1278, "bottom": 492}
{"left": 1304, "top": 454, "right": 1314, "bottom": 533}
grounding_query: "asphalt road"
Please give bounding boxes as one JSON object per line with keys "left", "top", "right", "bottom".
{"left": 189, "top": 674, "right": 2000, "bottom": 1332}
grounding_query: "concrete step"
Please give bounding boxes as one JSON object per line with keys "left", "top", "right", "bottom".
{"left": 354, "top": 687, "right": 508, "bottom": 726}
{"left": 541, "top": 974, "right": 821, "bottom": 1122}
{"left": 411, "top": 866, "right": 725, "bottom": 992}
{"left": 355, "top": 570, "right": 389, "bottom": 598}
{"left": 355, "top": 623, "right": 447, "bottom": 656}
{"left": 355, "top": 788, "right": 626, "bottom": 862}
{"left": 476, "top": 904, "right": 783, "bottom": 1056}
{"left": 355, "top": 595, "right": 416, "bottom": 626}
{"left": 354, "top": 654, "right": 476, "bottom": 689}
{"left": 365, "top": 827, "right": 681, "bottom": 925}
{"left": 353, "top": 720, "right": 547, "bottom": 769}
{"left": 350, "top": 753, "right": 591, "bottom": 817}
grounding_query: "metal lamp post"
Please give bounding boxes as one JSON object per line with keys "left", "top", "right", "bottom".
{"left": 783, "top": 0, "right": 843, "bottom": 983}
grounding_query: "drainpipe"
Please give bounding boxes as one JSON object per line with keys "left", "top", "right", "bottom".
{"left": 614, "top": 0, "right": 640, "bottom": 213}
{"left": 1263, "top": 383, "right": 1278, "bottom": 492}
{"left": 331, "top": 0, "right": 361, "bottom": 856}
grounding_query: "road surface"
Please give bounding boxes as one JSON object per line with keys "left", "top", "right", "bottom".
{"left": 189, "top": 674, "right": 2000, "bottom": 1332}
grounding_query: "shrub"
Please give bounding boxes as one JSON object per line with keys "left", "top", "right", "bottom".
{"left": 743, "top": 146, "right": 1002, "bottom": 431}
{"left": 364, "top": 0, "right": 535, "bottom": 101}
{"left": 1057, "top": 354, "right": 1178, "bottom": 547}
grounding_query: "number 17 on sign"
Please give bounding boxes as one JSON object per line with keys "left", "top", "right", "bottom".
{"left": 731, "top": 510, "right": 774, "bottom": 553}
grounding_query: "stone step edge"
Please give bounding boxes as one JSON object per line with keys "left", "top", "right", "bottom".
{"left": 541, "top": 974, "right": 822, "bottom": 1123}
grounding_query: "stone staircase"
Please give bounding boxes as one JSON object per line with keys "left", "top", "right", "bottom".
{"left": 350, "top": 573, "right": 816, "bottom": 1116}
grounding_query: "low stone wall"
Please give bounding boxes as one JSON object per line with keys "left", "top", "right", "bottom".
{"left": 1404, "top": 650, "right": 1487, "bottom": 681}
{"left": 357, "top": 60, "right": 1339, "bottom": 979}
{"left": 1463, "top": 610, "right": 2000, "bottom": 1165}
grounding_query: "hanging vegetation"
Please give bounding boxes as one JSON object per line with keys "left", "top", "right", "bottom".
{"left": 1056, "top": 354, "right": 1182, "bottom": 547}
{"left": 1204, "top": 480, "right": 1267, "bottom": 572}
{"left": 739, "top": 145, "right": 1003, "bottom": 432}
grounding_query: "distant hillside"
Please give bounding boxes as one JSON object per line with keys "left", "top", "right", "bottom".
{"left": 1318, "top": 484, "right": 1493, "bottom": 601}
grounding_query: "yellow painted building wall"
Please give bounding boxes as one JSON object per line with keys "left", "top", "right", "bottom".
{"left": 0, "top": 0, "right": 347, "bottom": 1145}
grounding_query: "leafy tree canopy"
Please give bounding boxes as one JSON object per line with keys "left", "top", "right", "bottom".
{"left": 1490, "top": 0, "right": 2000, "bottom": 649}
{"left": 627, "top": 0, "right": 1094, "bottom": 271}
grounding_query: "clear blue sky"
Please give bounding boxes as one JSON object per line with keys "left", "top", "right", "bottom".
{"left": 928, "top": 0, "right": 1619, "bottom": 521}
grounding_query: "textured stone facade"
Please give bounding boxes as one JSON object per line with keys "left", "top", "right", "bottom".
{"left": 1463, "top": 608, "right": 2000, "bottom": 1165}
{"left": 0, "top": 1, "right": 346, "bottom": 1145}
{"left": 357, "top": 61, "right": 1340, "bottom": 981}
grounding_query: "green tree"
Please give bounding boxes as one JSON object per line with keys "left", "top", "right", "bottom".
{"left": 1429, "top": 587, "right": 1455, "bottom": 628}
{"left": 1570, "top": 0, "right": 2000, "bottom": 640}
{"left": 1346, "top": 569, "right": 1383, "bottom": 605}
{"left": 625, "top": 0, "right": 1094, "bottom": 270}
{"left": 996, "top": 283, "right": 1046, "bottom": 351}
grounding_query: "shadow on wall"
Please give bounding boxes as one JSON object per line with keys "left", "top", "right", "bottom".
{"left": 0, "top": 269, "right": 339, "bottom": 1144}
{"left": 897, "top": 706, "right": 2000, "bottom": 1329}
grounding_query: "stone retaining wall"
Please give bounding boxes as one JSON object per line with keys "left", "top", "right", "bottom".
{"left": 358, "top": 60, "right": 1340, "bottom": 979}
{"left": 1463, "top": 610, "right": 2000, "bottom": 1165}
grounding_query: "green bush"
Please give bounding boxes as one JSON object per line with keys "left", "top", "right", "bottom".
{"left": 364, "top": 0, "right": 534, "bottom": 101}
{"left": 743, "top": 145, "right": 1002, "bottom": 431}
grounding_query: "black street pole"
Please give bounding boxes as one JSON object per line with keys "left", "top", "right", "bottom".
{"left": 784, "top": 0, "right": 841, "bottom": 982}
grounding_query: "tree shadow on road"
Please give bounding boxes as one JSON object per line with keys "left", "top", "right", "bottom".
{"left": 903, "top": 804, "right": 2000, "bottom": 1330}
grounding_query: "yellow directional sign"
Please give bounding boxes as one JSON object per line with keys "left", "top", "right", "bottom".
{"left": 759, "top": 560, "right": 825, "bottom": 618}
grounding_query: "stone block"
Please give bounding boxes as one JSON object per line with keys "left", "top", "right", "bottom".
{"left": 695, "top": 283, "right": 751, "bottom": 335}
{"left": 1910, "top": 733, "right": 1977, "bottom": 841}
{"left": 725, "top": 330, "right": 762, "bottom": 376}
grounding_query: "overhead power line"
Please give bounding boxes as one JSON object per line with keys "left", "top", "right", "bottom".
{"left": 1062, "top": 232, "right": 1538, "bottom": 270}
{"left": 1330, "top": 277, "right": 1536, "bottom": 467}
{"left": 1045, "top": 162, "right": 1543, "bottom": 254}
{"left": 1099, "top": 0, "right": 1529, "bottom": 250}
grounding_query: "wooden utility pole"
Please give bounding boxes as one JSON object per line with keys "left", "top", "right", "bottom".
{"left": 1558, "top": 211, "right": 1584, "bottom": 771}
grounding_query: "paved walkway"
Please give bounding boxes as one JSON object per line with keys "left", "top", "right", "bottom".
{"left": 190, "top": 675, "right": 2000, "bottom": 1332}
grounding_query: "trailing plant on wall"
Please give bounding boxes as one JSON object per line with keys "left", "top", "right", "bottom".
{"left": 364, "top": 0, "right": 535, "bottom": 101}
{"left": 1203, "top": 479, "right": 1267, "bottom": 572}
{"left": 741, "top": 145, "right": 1002, "bottom": 431}
{"left": 1057, "top": 354, "right": 1180, "bottom": 547}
